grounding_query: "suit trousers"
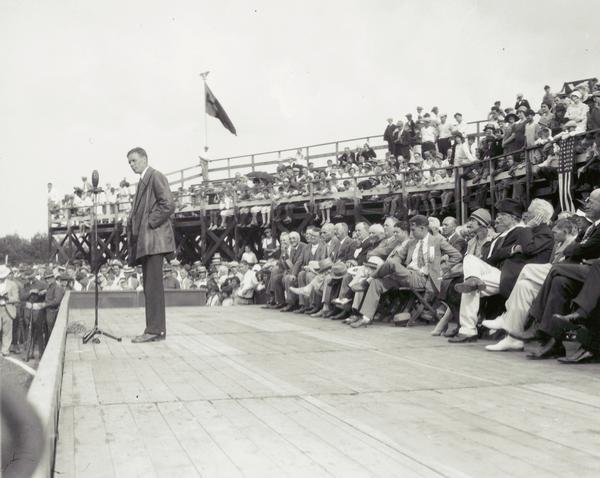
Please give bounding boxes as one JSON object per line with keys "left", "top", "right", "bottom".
{"left": 458, "top": 255, "right": 501, "bottom": 336}
{"left": 269, "top": 266, "right": 286, "bottom": 305}
{"left": 573, "top": 262, "right": 600, "bottom": 316}
{"left": 283, "top": 274, "right": 299, "bottom": 306}
{"left": 297, "top": 271, "right": 316, "bottom": 307}
{"left": 496, "top": 263, "right": 552, "bottom": 337}
{"left": 360, "top": 268, "right": 423, "bottom": 320}
{"left": 530, "top": 263, "right": 588, "bottom": 339}
{"left": 142, "top": 254, "right": 166, "bottom": 335}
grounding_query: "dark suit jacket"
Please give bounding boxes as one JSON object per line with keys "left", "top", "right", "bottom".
{"left": 335, "top": 237, "right": 359, "bottom": 262}
{"left": 487, "top": 224, "right": 554, "bottom": 297}
{"left": 383, "top": 124, "right": 397, "bottom": 143}
{"left": 302, "top": 242, "right": 328, "bottom": 266}
{"left": 355, "top": 237, "right": 381, "bottom": 265}
{"left": 290, "top": 243, "right": 309, "bottom": 277}
{"left": 127, "top": 167, "right": 176, "bottom": 265}
{"left": 326, "top": 237, "right": 341, "bottom": 261}
{"left": 563, "top": 221, "right": 600, "bottom": 262}
{"left": 448, "top": 233, "right": 467, "bottom": 256}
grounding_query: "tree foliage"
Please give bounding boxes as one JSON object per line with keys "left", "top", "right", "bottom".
{"left": 0, "top": 233, "right": 49, "bottom": 265}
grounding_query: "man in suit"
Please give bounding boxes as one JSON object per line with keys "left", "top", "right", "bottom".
{"left": 526, "top": 189, "right": 600, "bottom": 360}
{"left": 264, "top": 232, "right": 289, "bottom": 308}
{"left": 333, "top": 222, "right": 358, "bottom": 262}
{"left": 126, "top": 147, "right": 175, "bottom": 343}
{"left": 367, "top": 217, "right": 403, "bottom": 259}
{"left": 441, "top": 216, "right": 467, "bottom": 256}
{"left": 280, "top": 232, "right": 308, "bottom": 312}
{"left": 322, "top": 223, "right": 340, "bottom": 261}
{"left": 483, "top": 216, "right": 578, "bottom": 351}
{"left": 450, "top": 198, "right": 554, "bottom": 343}
{"left": 321, "top": 222, "right": 370, "bottom": 319}
{"left": 296, "top": 227, "right": 328, "bottom": 314}
{"left": 353, "top": 215, "right": 461, "bottom": 327}
{"left": 383, "top": 118, "right": 397, "bottom": 154}
{"left": 42, "top": 273, "right": 68, "bottom": 336}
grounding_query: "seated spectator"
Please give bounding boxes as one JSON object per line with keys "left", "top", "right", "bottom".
{"left": 587, "top": 90, "right": 600, "bottom": 131}
{"left": 235, "top": 262, "right": 262, "bottom": 304}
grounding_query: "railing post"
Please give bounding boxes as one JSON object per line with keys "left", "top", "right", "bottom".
{"left": 251, "top": 154, "right": 255, "bottom": 172}
{"left": 305, "top": 146, "right": 310, "bottom": 167}
{"left": 227, "top": 158, "right": 231, "bottom": 179}
{"left": 180, "top": 170, "right": 184, "bottom": 190}
{"left": 454, "top": 167, "right": 462, "bottom": 223}
{"left": 525, "top": 148, "right": 532, "bottom": 206}
{"left": 489, "top": 157, "right": 496, "bottom": 219}
{"left": 335, "top": 142, "right": 339, "bottom": 162}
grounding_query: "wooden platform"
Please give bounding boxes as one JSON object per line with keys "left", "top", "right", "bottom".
{"left": 55, "top": 306, "right": 600, "bottom": 478}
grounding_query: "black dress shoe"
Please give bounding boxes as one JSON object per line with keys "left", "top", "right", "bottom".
{"left": 272, "top": 303, "right": 285, "bottom": 309}
{"left": 304, "top": 307, "right": 318, "bottom": 315}
{"left": 557, "top": 346, "right": 596, "bottom": 364}
{"left": 526, "top": 337, "right": 565, "bottom": 360}
{"left": 323, "top": 310, "right": 336, "bottom": 318}
{"left": 448, "top": 333, "right": 478, "bottom": 343}
{"left": 294, "top": 306, "right": 307, "bottom": 314}
{"left": 132, "top": 333, "right": 165, "bottom": 343}
{"left": 454, "top": 277, "right": 486, "bottom": 294}
{"left": 280, "top": 305, "right": 295, "bottom": 312}
{"left": 330, "top": 310, "right": 350, "bottom": 320}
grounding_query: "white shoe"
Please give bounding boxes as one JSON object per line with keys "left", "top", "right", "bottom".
{"left": 481, "top": 318, "right": 506, "bottom": 331}
{"left": 485, "top": 336, "right": 524, "bottom": 352}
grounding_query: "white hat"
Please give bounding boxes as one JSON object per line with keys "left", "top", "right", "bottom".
{"left": 0, "top": 265, "right": 10, "bottom": 279}
{"left": 252, "top": 264, "right": 261, "bottom": 272}
{"left": 570, "top": 90, "right": 582, "bottom": 98}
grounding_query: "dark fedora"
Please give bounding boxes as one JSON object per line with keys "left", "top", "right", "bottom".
{"left": 496, "top": 198, "right": 523, "bottom": 218}
{"left": 330, "top": 262, "right": 348, "bottom": 279}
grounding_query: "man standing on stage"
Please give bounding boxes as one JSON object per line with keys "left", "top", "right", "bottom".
{"left": 126, "top": 147, "right": 175, "bottom": 343}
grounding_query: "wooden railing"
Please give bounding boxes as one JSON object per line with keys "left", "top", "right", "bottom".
{"left": 163, "top": 120, "right": 486, "bottom": 188}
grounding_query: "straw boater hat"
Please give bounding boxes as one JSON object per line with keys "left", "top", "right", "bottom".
{"left": 0, "top": 265, "right": 11, "bottom": 280}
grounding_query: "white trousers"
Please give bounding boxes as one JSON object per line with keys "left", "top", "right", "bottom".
{"left": 498, "top": 263, "right": 552, "bottom": 336}
{"left": 458, "top": 254, "right": 501, "bottom": 336}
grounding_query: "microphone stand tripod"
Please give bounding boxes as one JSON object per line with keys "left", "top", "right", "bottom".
{"left": 83, "top": 171, "right": 122, "bottom": 344}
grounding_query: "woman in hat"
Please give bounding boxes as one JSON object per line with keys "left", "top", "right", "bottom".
{"left": 566, "top": 90, "right": 589, "bottom": 133}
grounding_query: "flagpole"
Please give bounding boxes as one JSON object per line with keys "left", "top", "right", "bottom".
{"left": 200, "top": 71, "right": 210, "bottom": 153}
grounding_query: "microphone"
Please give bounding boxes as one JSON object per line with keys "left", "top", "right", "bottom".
{"left": 92, "top": 170, "right": 99, "bottom": 189}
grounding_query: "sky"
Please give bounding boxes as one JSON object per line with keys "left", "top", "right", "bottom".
{"left": 1, "top": 0, "right": 598, "bottom": 237}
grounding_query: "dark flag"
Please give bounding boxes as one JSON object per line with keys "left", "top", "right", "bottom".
{"left": 205, "top": 84, "right": 237, "bottom": 135}
{"left": 557, "top": 135, "right": 576, "bottom": 213}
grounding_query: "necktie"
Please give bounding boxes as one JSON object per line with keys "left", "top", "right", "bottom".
{"left": 417, "top": 241, "right": 425, "bottom": 268}
{"left": 582, "top": 224, "right": 595, "bottom": 243}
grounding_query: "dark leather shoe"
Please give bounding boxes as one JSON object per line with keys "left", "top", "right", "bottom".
{"left": 294, "top": 306, "right": 307, "bottom": 314}
{"left": 443, "top": 324, "right": 459, "bottom": 337}
{"left": 280, "top": 305, "right": 295, "bottom": 312}
{"left": 455, "top": 277, "right": 486, "bottom": 294}
{"left": 448, "top": 333, "right": 477, "bottom": 343}
{"left": 526, "top": 337, "right": 565, "bottom": 360}
{"left": 132, "top": 333, "right": 164, "bottom": 343}
{"left": 557, "top": 346, "right": 596, "bottom": 364}
{"left": 272, "top": 303, "right": 285, "bottom": 309}
{"left": 330, "top": 310, "right": 350, "bottom": 320}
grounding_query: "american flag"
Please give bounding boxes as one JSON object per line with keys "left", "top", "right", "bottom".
{"left": 557, "top": 135, "right": 576, "bottom": 213}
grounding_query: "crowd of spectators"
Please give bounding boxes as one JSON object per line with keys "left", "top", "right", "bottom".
{"left": 32, "top": 80, "right": 600, "bottom": 363}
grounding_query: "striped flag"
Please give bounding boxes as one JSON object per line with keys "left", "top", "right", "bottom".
{"left": 557, "top": 135, "right": 576, "bottom": 213}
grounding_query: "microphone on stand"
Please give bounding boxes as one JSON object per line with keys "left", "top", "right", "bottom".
{"left": 92, "top": 169, "right": 99, "bottom": 189}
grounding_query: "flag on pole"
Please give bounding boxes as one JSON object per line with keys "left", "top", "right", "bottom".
{"left": 557, "top": 135, "right": 576, "bottom": 213}
{"left": 205, "top": 84, "right": 237, "bottom": 135}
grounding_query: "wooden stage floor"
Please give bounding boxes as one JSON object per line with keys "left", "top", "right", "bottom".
{"left": 55, "top": 306, "right": 600, "bottom": 478}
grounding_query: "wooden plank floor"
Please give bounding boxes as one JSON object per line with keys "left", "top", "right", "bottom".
{"left": 55, "top": 306, "right": 600, "bottom": 478}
